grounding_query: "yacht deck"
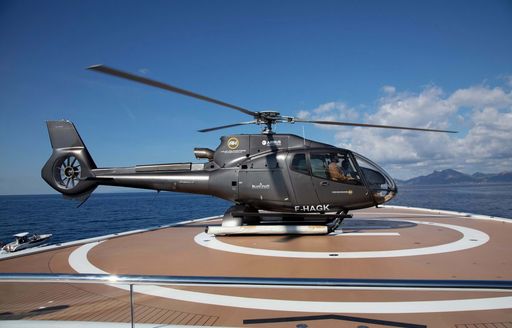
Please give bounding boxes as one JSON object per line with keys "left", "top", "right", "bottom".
{"left": 1, "top": 206, "right": 511, "bottom": 327}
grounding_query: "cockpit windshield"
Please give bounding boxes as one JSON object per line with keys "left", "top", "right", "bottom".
{"left": 288, "top": 150, "right": 397, "bottom": 205}
{"left": 352, "top": 152, "right": 397, "bottom": 204}
{"left": 310, "top": 152, "right": 361, "bottom": 185}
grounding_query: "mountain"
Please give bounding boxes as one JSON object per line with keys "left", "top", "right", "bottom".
{"left": 487, "top": 171, "right": 512, "bottom": 182}
{"left": 399, "top": 169, "right": 512, "bottom": 185}
{"left": 472, "top": 172, "right": 494, "bottom": 180}
{"left": 402, "top": 169, "right": 475, "bottom": 185}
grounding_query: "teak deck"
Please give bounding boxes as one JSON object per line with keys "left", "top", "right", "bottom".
{"left": 1, "top": 206, "right": 512, "bottom": 327}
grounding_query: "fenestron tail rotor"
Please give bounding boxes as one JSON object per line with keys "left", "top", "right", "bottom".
{"left": 87, "top": 64, "right": 457, "bottom": 135}
{"left": 57, "top": 155, "right": 81, "bottom": 189}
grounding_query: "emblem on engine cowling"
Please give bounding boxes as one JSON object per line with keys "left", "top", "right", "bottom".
{"left": 227, "top": 137, "right": 239, "bottom": 150}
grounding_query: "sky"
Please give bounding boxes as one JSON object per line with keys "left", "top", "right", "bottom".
{"left": 0, "top": 0, "right": 511, "bottom": 195}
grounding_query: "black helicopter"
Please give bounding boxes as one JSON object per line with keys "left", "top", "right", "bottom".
{"left": 41, "top": 65, "right": 456, "bottom": 235}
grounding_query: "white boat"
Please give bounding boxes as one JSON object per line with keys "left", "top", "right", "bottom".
{"left": 1, "top": 232, "right": 52, "bottom": 252}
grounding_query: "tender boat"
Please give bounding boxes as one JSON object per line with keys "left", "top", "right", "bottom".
{"left": 1, "top": 232, "right": 52, "bottom": 253}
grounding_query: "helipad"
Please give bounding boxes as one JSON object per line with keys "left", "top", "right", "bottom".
{"left": 1, "top": 206, "right": 511, "bottom": 327}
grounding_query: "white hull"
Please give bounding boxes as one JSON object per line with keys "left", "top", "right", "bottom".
{"left": 2, "top": 234, "right": 52, "bottom": 252}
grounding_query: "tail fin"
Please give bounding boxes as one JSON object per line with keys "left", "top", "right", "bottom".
{"left": 41, "top": 120, "right": 98, "bottom": 199}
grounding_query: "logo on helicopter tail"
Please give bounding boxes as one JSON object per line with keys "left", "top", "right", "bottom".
{"left": 227, "top": 137, "right": 240, "bottom": 150}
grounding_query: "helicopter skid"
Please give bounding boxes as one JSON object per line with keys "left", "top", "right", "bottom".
{"left": 234, "top": 211, "right": 351, "bottom": 219}
{"left": 208, "top": 209, "right": 348, "bottom": 235}
{"left": 206, "top": 224, "right": 329, "bottom": 236}
{"left": 232, "top": 211, "right": 349, "bottom": 226}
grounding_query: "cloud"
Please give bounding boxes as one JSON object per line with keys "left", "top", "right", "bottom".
{"left": 381, "top": 85, "right": 396, "bottom": 94}
{"left": 299, "top": 82, "right": 512, "bottom": 179}
{"left": 448, "top": 86, "right": 512, "bottom": 109}
{"left": 506, "top": 75, "right": 512, "bottom": 88}
{"left": 298, "top": 101, "right": 360, "bottom": 128}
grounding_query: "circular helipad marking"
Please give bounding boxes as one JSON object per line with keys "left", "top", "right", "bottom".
{"left": 194, "top": 219, "right": 489, "bottom": 258}
{"left": 69, "top": 242, "right": 512, "bottom": 313}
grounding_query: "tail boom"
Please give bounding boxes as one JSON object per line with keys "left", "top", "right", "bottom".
{"left": 42, "top": 121, "right": 212, "bottom": 197}
{"left": 89, "top": 170, "right": 210, "bottom": 194}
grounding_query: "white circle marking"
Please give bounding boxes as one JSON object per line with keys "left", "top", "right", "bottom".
{"left": 194, "top": 219, "right": 489, "bottom": 258}
{"left": 67, "top": 236, "right": 512, "bottom": 313}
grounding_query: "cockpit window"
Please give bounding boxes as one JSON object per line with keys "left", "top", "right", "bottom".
{"left": 310, "top": 153, "right": 329, "bottom": 179}
{"left": 291, "top": 153, "right": 308, "bottom": 174}
{"left": 311, "top": 152, "right": 361, "bottom": 184}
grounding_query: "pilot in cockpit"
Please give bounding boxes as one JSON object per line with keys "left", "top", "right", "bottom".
{"left": 328, "top": 155, "right": 349, "bottom": 182}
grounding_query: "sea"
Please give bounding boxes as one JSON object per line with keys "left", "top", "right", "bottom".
{"left": 1, "top": 183, "right": 511, "bottom": 245}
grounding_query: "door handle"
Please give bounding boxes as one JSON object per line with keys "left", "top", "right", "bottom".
{"left": 320, "top": 181, "right": 329, "bottom": 186}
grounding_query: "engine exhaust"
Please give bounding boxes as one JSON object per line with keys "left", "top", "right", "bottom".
{"left": 194, "top": 148, "right": 214, "bottom": 160}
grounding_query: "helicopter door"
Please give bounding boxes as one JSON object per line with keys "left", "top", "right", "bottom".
{"left": 286, "top": 153, "right": 320, "bottom": 205}
{"left": 238, "top": 154, "right": 290, "bottom": 207}
{"left": 309, "top": 152, "right": 371, "bottom": 210}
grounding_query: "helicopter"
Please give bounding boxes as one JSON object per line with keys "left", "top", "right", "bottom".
{"left": 41, "top": 65, "right": 456, "bottom": 235}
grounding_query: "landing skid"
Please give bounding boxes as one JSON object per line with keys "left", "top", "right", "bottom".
{"left": 206, "top": 206, "right": 351, "bottom": 236}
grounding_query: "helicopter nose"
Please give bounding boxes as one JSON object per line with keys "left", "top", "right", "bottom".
{"left": 352, "top": 152, "right": 397, "bottom": 205}
{"left": 383, "top": 182, "right": 398, "bottom": 203}
{"left": 371, "top": 180, "right": 397, "bottom": 205}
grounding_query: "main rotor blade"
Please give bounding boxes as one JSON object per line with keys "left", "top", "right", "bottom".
{"left": 198, "top": 121, "right": 257, "bottom": 133}
{"left": 88, "top": 65, "right": 257, "bottom": 117}
{"left": 294, "top": 119, "right": 458, "bottom": 133}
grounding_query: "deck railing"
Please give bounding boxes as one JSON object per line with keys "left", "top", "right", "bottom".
{"left": 1, "top": 273, "right": 512, "bottom": 327}
{"left": 1, "top": 273, "right": 512, "bottom": 289}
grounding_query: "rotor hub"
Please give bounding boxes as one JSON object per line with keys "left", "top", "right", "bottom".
{"left": 258, "top": 111, "right": 281, "bottom": 118}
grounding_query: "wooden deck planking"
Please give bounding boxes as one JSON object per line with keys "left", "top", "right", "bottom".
{"left": 1, "top": 207, "right": 511, "bottom": 327}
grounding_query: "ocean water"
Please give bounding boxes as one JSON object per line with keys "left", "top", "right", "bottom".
{"left": 0, "top": 193, "right": 230, "bottom": 245}
{"left": 388, "top": 183, "right": 512, "bottom": 219}
{"left": 1, "top": 183, "right": 511, "bottom": 245}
